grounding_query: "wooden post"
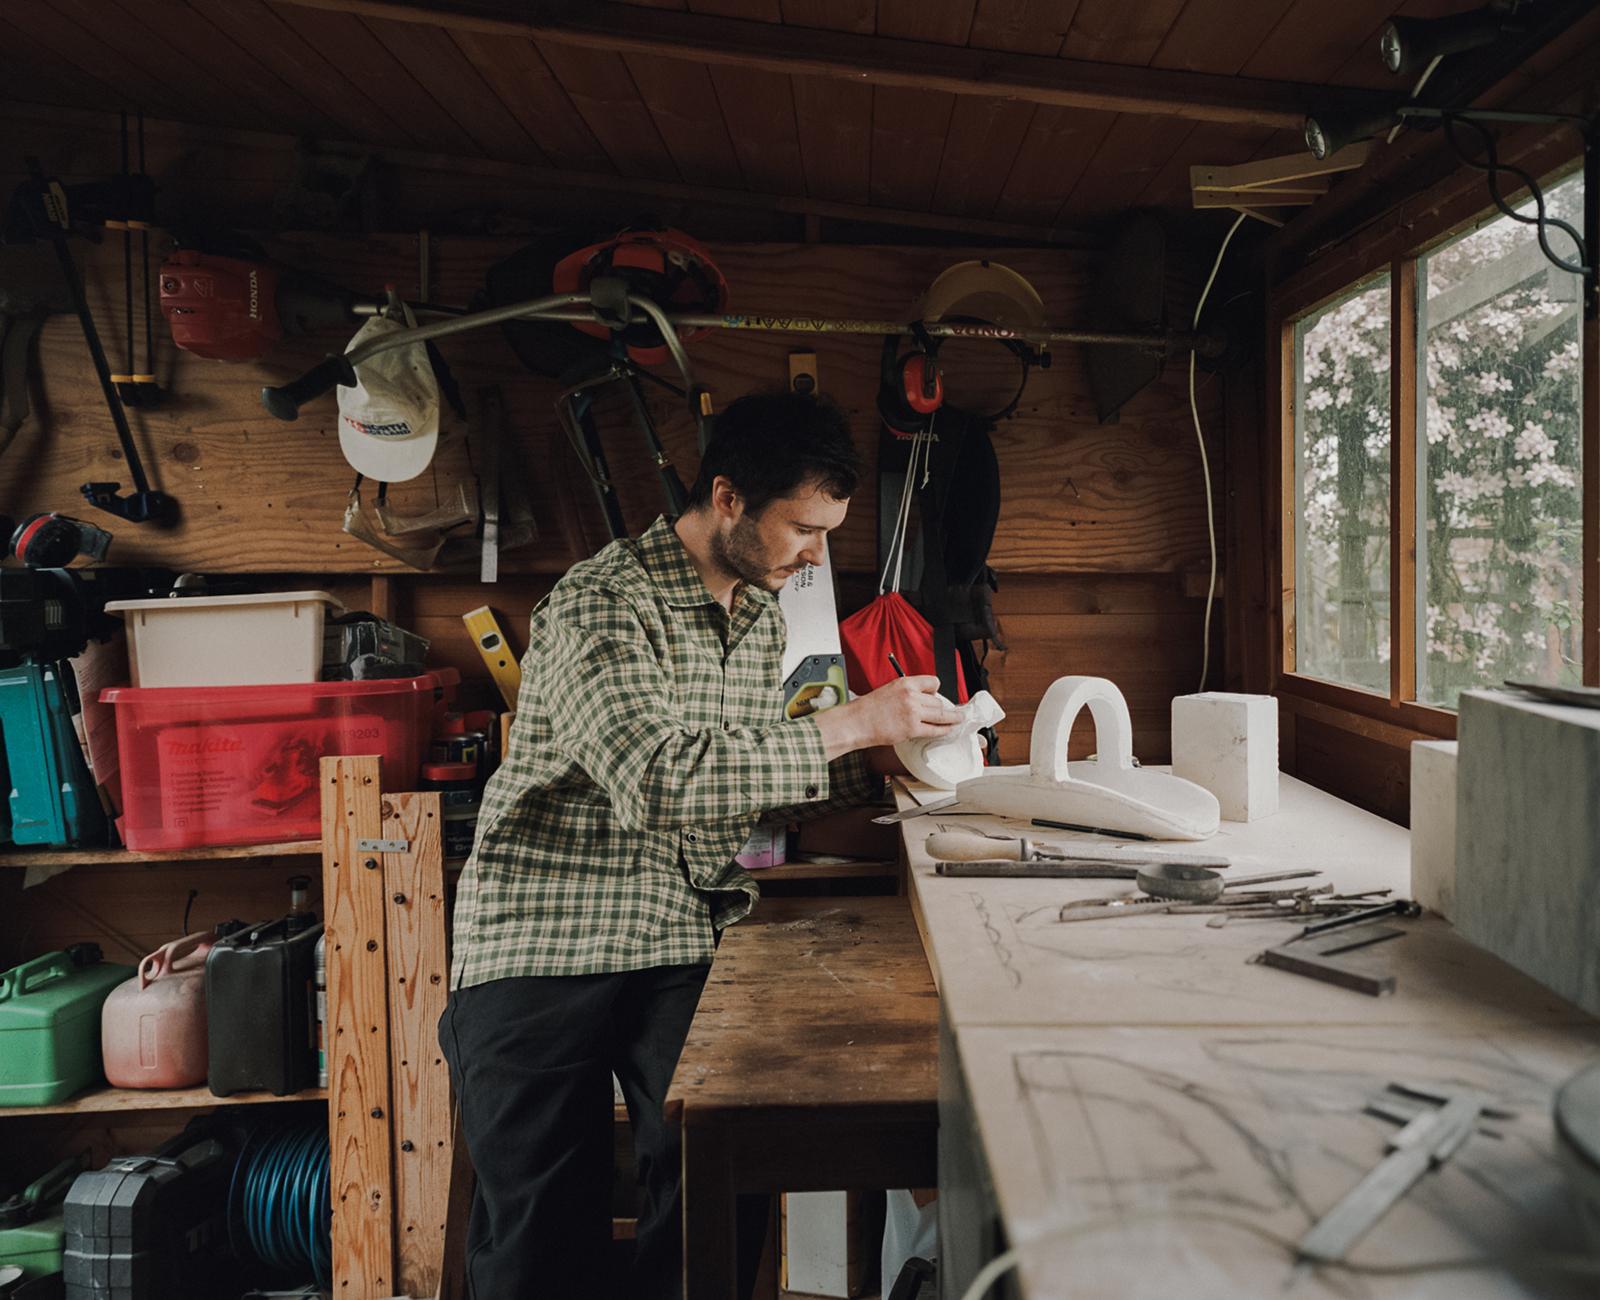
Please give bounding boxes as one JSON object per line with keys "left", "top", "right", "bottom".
{"left": 381, "top": 791, "right": 451, "bottom": 1298}
{"left": 1391, "top": 260, "right": 1418, "bottom": 705}
{"left": 322, "top": 755, "right": 397, "bottom": 1298}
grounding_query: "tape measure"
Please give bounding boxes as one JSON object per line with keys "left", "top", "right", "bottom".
{"left": 462, "top": 605, "right": 522, "bottom": 710}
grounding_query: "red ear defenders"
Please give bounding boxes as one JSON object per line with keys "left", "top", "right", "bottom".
{"left": 899, "top": 351, "right": 943, "bottom": 414}
{"left": 878, "top": 330, "right": 945, "bottom": 433}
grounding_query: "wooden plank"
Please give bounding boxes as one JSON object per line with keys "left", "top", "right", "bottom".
{"left": 538, "top": 41, "right": 682, "bottom": 181}
{"left": 930, "top": 96, "right": 1037, "bottom": 219}
{"left": 1278, "top": 317, "right": 1296, "bottom": 678}
{"left": 0, "top": 16, "right": 129, "bottom": 111}
{"left": 447, "top": 31, "right": 613, "bottom": 173}
{"left": 791, "top": 73, "right": 872, "bottom": 206}
{"left": 0, "top": 1085, "right": 327, "bottom": 1118}
{"left": 968, "top": 0, "right": 1081, "bottom": 56}
{"left": 266, "top": 0, "right": 1383, "bottom": 128}
{"left": 41, "top": 0, "right": 260, "bottom": 129}
{"left": 708, "top": 63, "right": 806, "bottom": 196}
{"left": 869, "top": 87, "right": 956, "bottom": 213}
{"left": 993, "top": 105, "right": 1118, "bottom": 224}
{"left": 192, "top": 0, "right": 420, "bottom": 147}
{"left": 322, "top": 755, "right": 396, "bottom": 1300}
{"left": 623, "top": 53, "right": 743, "bottom": 183}
{"left": 99, "top": 0, "right": 327, "bottom": 135}
{"left": 380, "top": 791, "right": 451, "bottom": 1300}
{"left": 1391, "top": 259, "right": 1418, "bottom": 705}
{"left": 361, "top": 15, "right": 544, "bottom": 162}
{"left": 264, "top": 3, "right": 481, "bottom": 154}
{"left": 1587, "top": 293, "right": 1599, "bottom": 687}
{"left": 0, "top": 841, "right": 321, "bottom": 868}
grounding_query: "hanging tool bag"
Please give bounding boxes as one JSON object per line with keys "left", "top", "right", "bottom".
{"left": 874, "top": 410, "right": 1006, "bottom": 712}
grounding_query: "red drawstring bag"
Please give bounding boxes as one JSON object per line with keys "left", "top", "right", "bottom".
{"left": 839, "top": 591, "right": 967, "bottom": 700}
{"left": 839, "top": 427, "right": 968, "bottom": 702}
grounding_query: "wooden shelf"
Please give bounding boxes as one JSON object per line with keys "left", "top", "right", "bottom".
{"left": 0, "top": 840, "right": 322, "bottom": 868}
{"left": 0, "top": 1084, "right": 328, "bottom": 1118}
{"left": 750, "top": 859, "right": 898, "bottom": 882}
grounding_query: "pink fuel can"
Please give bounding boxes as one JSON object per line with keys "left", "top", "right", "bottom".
{"left": 100, "top": 932, "right": 213, "bottom": 1089}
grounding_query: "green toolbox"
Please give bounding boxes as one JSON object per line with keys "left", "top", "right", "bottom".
{"left": 0, "top": 1155, "right": 84, "bottom": 1279}
{"left": 0, "top": 946, "right": 135, "bottom": 1107}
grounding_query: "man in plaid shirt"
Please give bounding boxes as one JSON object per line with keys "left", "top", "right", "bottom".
{"left": 440, "top": 392, "right": 959, "bottom": 1299}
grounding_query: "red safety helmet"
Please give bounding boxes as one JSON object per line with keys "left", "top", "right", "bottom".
{"left": 159, "top": 251, "right": 283, "bottom": 361}
{"left": 551, "top": 228, "right": 728, "bottom": 367}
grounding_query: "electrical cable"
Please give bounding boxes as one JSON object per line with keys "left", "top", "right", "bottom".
{"left": 1439, "top": 113, "right": 1590, "bottom": 275}
{"left": 957, "top": 1207, "right": 1600, "bottom": 1300}
{"left": 1190, "top": 211, "right": 1247, "bottom": 692}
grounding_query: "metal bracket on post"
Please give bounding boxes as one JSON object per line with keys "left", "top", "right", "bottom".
{"left": 358, "top": 837, "right": 410, "bottom": 853}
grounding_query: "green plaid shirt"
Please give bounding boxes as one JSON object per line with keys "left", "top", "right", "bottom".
{"left": 451, "top": 515, "right": 882, "bottom": 984}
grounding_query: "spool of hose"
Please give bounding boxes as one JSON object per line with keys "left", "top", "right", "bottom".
{"left": 228, "top": 1120, "right": 332, "bottom": 1288}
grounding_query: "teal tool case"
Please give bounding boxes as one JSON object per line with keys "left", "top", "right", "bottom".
{"left": 0, "top": 661, "right": 107, "bottom": 848}
{"left": 0, "top": 947, "right": 136, "bottom": 1107}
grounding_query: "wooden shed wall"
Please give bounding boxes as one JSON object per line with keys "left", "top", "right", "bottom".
{"left": 0, "top": 105, "right": 1226, "bottom": 840}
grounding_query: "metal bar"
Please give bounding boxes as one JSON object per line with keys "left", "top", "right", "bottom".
{"left": 935, "top": 862, "right": 1141, "bottom": 879}
{"left": 1297, "top": 1095, "right": 1482, "bottom": 1263}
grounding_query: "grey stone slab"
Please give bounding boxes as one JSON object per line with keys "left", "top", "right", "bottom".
{"left": 1456, "top": 689, "right": 1600, "bottom": 1016}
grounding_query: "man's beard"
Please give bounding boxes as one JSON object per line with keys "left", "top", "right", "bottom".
{"left": 711, "top": 514, "right": 787, "bottom": 592}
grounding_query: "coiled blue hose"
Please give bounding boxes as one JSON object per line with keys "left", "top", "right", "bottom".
{"left": 229, "top": 1120, "right": 331, "bottom": 1288}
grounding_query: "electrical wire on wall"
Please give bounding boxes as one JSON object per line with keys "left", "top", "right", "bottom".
{"left": 1190, "top": 211, "right": 1248, "bottom": 692}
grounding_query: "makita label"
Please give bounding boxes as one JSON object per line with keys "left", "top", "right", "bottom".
{"left": 343, "top": 415, "right": 414, "bottom": 439}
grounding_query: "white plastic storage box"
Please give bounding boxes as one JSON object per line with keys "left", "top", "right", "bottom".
{"left": 104, "top": 591, "right": 343, "bottom": 688}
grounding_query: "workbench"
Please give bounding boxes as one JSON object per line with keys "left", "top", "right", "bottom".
{"left": 902, "top": 773, "right": 1600, "bottom": 1299}
{"left": 667, "top": 895, "right": 939, "bottom": 1300}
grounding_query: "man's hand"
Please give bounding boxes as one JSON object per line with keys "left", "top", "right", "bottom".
{"left": 813, "top": 675, "right": 963, "bottom": 761}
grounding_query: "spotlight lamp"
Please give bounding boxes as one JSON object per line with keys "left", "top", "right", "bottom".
{"left": 1304, "top": 108, "right": 1402, "bottom": 160}
{"left": 1380, "top": 7, "right": 1523, "bottom": 78}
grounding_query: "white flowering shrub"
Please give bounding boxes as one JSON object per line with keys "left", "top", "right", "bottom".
{"left": 1293, "top": 172, "right": 1584, "bottom": 706}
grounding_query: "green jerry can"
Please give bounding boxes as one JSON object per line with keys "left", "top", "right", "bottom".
{"left": 0, "top": 946, "right": 135, "bottom": 1107}
{"left": 0, "top": 1155, "right": 85, "bottom": 1280}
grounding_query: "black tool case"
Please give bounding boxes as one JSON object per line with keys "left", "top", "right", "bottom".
{"left": 61, "top": 1129, "right": 234, "bottom": 1300}
{"left": 204, "top": 918, "right": 323, "bottom": 1097}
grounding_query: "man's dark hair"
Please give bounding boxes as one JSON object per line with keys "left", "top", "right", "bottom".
{"left": 686, "top": 391, "right": 861, "bottom": 515}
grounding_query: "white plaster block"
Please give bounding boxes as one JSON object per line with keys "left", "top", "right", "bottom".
{"left": 1409, "top": 740, "right": 1458, "bottom": 920}
{"left": 1457, "top": 690, "right": 1600, "bottom": 1016}
{"left": 1170, "top": 692, "right": 1279, "bottom": 822}
{"left": 784, "top": 1191, "right": 857, "bottom": 1297}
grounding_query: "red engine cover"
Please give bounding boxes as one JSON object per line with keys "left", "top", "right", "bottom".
{"left": 159, "top": 251, "right": 282, "bottom": 361}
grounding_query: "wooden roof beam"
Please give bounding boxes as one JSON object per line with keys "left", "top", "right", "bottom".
{"left": 262, "top": 0, "right": 1388, "bottom": 130}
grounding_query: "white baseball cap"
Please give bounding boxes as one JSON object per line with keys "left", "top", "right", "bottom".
{"left": 337, "top": 313, "right": 440, "bottom": 484}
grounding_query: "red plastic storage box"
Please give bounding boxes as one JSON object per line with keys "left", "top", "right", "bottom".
{"left": 100, "top": 672, "right": 454, "bottom": 850}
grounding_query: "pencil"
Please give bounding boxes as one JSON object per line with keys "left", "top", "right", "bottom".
{"left": 888, "top": 653, "right": 906, "bottom": 678}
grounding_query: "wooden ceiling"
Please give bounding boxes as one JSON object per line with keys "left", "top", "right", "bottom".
{"left": 1, "top": 0, "right": 1477, "bottom": 239}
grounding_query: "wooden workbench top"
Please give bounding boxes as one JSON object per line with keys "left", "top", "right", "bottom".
{"left": 896, "top": 773, "right": 1600, "bottom": 1299}
{"left": 667, "top": 896, "right": 938, "bottom": 1120}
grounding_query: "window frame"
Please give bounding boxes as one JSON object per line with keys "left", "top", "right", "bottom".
{"left": 1269, "top": 156, "right": 1596, "bottom": 740}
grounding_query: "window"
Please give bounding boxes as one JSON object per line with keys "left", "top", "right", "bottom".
{"left": 1284, "top": 167, "right": 1587, "bottom": 710}
{"left": 1418, "top": 173, "right": 1585, "bottom": 706}
{"left": 1293, "top": 276, "right": 1392, "bottom": 694}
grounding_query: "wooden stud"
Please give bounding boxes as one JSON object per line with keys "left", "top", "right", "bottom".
{"left": 1391, "top": 260, "right": 1418, "bottom": 706}
{"left": 322, "top": 755, "right": 397, "bottom": 1300}
{"left": 1278, "top": 319, "right": 1297, "bottom": 680}
{"left": 262, "top": 0, "right": 1383, "bottom": 129}
{"left": 1188, "top": 145, "right": 1369, "bottom": 195}
{"left": 1585, "top": 302, "right": 1598, "bottom": 686}
{"left": 380, "top": 792, "right": 451, "bottom": 1299}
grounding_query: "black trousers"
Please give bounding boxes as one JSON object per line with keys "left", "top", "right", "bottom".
{"left": 439, "top": 963, "right": 711, "bottom": 1300}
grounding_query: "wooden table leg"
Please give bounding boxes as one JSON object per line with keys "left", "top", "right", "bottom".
{"left": 681, "top": 1117, "right": 739, "bottom": 1300}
